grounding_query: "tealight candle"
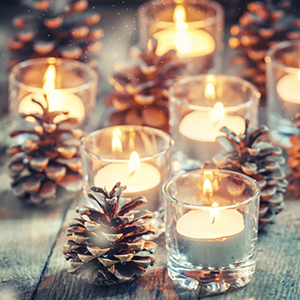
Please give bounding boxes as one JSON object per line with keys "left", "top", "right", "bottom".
{"left": 18, "top": 65, "right": 85, "bottom": 123}
{"left": 94, "top": 150, "right": 161, "bottom": 212}
{"left": 9, "top": 57, "right": 98, "bottom": 133}
{"left": 177, "top": 204, "right": 245, "bottom": 265}
{"left": 178, "top": 95, "right": 245, "bottom": 162}
{"left": 170, "top": 74, "right": 260, "bottom": 168}
{"left": 163, "top": 169, "right": 260, "bottom": 295}
{"left": 80, "top": 126, "right": 173, "bottom": 223}
{"left": 153, "top": 5, "right": 215, "bottom": 58}
{"left": 276, "top": 71, "right": 300, "bottom": 104}
{"left": 137, "top": 0, "right": 224, "bottom": 74}
{"left": 266, "top": 41, "right": 300, "bottom": 141}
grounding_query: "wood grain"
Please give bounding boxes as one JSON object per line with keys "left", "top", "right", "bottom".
{"left": 0, "top": 162, "right": 72, "bottom": 300}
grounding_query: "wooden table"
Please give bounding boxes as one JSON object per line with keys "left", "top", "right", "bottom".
{"left": 1, "top": 2, "right": 300, "bottom": 300}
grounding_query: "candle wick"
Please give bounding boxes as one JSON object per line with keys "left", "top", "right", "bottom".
{"left": 129, "top": 170, "right": 136, "bottom": 178}
{"left": 211, "top": 216, "right": 215, "bottom": 225}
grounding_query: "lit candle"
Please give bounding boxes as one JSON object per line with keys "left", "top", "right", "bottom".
{"left": 176, "top": 177, "right": 245, "bottom": 265}
{"left": 153, "top": 5, "right": 215, "bottom": 58}
{"left": 93, "top": 135, "right": 161, "bottom": 211}
{"left": 178, "top": 82, "right": 245, "bottom": 162}
{"left": 276, "top": 71, "right": 300, "bottom": 104}
{"left": 18, "top": 64, "right": 85, "bottom": 123}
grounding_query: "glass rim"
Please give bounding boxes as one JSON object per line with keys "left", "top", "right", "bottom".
{"left": 169, "top": 74, "right": 261, "bottom": 112}
{"left": 9, "top": 57, "right": 98, "bottom": 94}
{"left": 266, "top": 40, "right": 300, "bottom": 73}
{"left": 80, "top": 125, "right": 174, "bottom": 162}
{"left": 137, "top": 0, "right": 224, "bottom": 29}
{"left": 163, "top": 169, "right": 260, "bottom": 210}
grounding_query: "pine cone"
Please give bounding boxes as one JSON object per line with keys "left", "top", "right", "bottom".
{"left": 287, "top": 114, "right": 300, "bottom": 198}
{"left": 8, "top": 0, "right": 103, "bottom": 71}
{"left": 105, "top": 38, "right": 188, "bottom": 132}
{"left": 229, "top": 0, "right": 300, "bottom": 99}
{"left": 202, "top": 119, "right": 288, "bottom": 227}
{"left": 63, "top": 182, "right": 157, "bottom": 285}
{"left": 7, "top": 98, "right": 83, "bottom": 205}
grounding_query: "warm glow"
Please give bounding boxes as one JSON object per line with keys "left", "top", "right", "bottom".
{"left": 43, "top": 65, "right": 62, "bottom": 111}
{"left": 210, "top": 202, "right": 220, "bottom": 224}
{"left": 112, "top": 135, "right": 122, "bottom": 153}
{"left": 203, "top": 178, "right": 213, "bottom": 197}
{"left": 298, "top": 71, "right": 300, "bottom": 81}
{"left": 211, "top": 102, "right": 225, "bottom": 121}
{"left": 204, "top": 83, "right": 216, "bottom": 101}
{"left": 174, "top": 5, "right": 190, "bottom": 54}
{"left": 175, "top": 31, "right": 191, "bottom": 54}
{"left": 128, "top": 151, "right": 140, "bottom": 175}
{"left": 43, "top": 65, "right": 56, "bottom": 92}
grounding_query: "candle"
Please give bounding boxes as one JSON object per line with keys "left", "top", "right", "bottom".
{"left": 276, "top": 71, "right": 300, "bottom": 104}
{"left": 154, "top": 5, "right": 215, "bottom": 58}
{"left": 179, "top": 100, "right": 245, "bottom": 162}
{"left": 153, "top": 5, "right": 215, "bottom": 73}
{"left": 176, "top": 178, "right": 245, "bottom": 265}
{"left": 18, "top": 64, "right": 85, "bottom": 123}
{"left": 93, "top": 136, "right": 161, "bottom": 211}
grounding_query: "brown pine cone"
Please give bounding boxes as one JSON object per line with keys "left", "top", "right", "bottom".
{"left": 7, "top": 98, "right": 83, "bottom": 205}
{"left": 105, "top": 38, "right": 189, "bottom": 132}
{"left": 63, "top": 182, "right": 157, "bottom": 285}
{"left": 8, "top": 0, "right": 103, "bottom": 71}
{"left": 203, "top": 119, "right": 288, "bottom": 227}
{"left": 287, "top": 114, "right": 300, "bottom": 198}
{"left": 229, "top": 0, "right": 300, "bottom": 99}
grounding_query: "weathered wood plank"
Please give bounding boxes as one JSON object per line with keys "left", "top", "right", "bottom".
{"left": 0, "top": 162, "right": 72, "bottom": 300}
{"left": 35, "top": 195, "right": 300, "bottom": 300}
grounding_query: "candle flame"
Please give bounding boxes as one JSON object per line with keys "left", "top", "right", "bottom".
{"left": 112, "top": 134, "right": 122, "bottom": 153}
{"left": 204, "top": 83, "right": 216, "bottom": 101}
{"left": 210, "top": 202, "right": 219, "bottom": 225}
{"left": 128, "top": 151, "right": 140, "bottom": 176}
{"left": 203, "top": 178, "right": 213, "bottom": 197}
{"left": 174, "top": 5, "right": 190, "bottom": 54}
{"left": 211, "top": 102, "right": 225, "bottom": 121}
{"left": 43, "top": 65, "right": 62, "bottom": 111}
{"left": 298, "top": 71, "right": 300, "bottom": 81}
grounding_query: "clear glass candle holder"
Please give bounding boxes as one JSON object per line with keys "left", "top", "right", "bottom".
{"left": 266, "top": 40, "right": 300, "bottom": 147}
{"left": 9, "top": 57, "right": 98, "bottom": 131}
{"left": 137, "top": 0, "right": 224, "bottom": 74}
{"left": 169, "top": 74, "right": 260, "bottom": 170}
{"left": 163, "top": 169, "right": 260, "bottom": 295}
{"left": 80, "top": 125, "right": 174, "bottom": 237}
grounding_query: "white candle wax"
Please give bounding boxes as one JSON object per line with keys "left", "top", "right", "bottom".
{"left": 176, "top": 209, "right": 245, "bottom": 265}
{"left": 94, "top": 163, "right": 161, "bottom": 212}
{"left": 18, "top": 92, "right": 85, "bottom": 123}
{"left": 154, "top": 28, "right": 215, "bottom": 58}
{"left": 178, "top": 110, "right": 245, "bottom": 162}
{"left": 276, "top": 73, "right": 300, "bottom": 104}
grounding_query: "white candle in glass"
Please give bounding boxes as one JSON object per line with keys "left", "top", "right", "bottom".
{"left": 94, "top": 135, "right": 161, "bottom": 211}
{"left": 178, "top": 79, "right": 245, "bottom": 162}
{"left": 276, "top": 71, "right": 300, "bottom": 103}
{"left": 153, "top": 5, "right": 215, "bottom": 58}
{"left": 18, "top": 65, "right": 85, "bottom": 123}
{"left": 176, "top": 178, "right": 245, "bottom": 265}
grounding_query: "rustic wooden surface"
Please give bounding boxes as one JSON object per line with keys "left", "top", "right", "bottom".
{"left": 1, "top": 2, "right": 300, "bottom": 300}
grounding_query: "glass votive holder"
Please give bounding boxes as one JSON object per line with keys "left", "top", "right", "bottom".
{"left": 169, "top": 74, "right": 260, "bottom": 170}
{"left": 266, "top": 40, "right": 300, "bottom": 146}
{"left": 9, "top": 57, "right": 98, "bottom": 131}
{"left": 80, "top": 125, "right": 174, "bottom": 237}
{"left": 137, "top": 0, "right": 224, "bottom": 74}
{"left": 163, "top": 169, "right": 260, "bottom": 295}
